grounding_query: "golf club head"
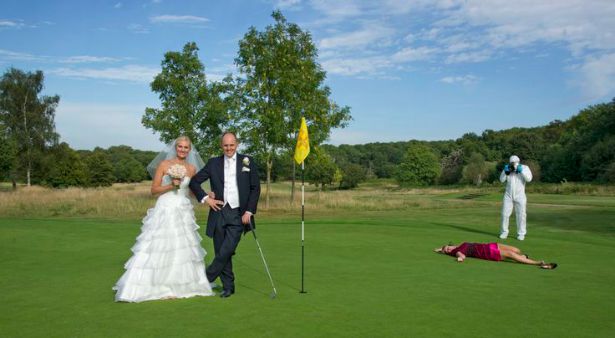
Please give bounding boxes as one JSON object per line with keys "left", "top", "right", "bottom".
{"left": 270, "top": 290, "right": 277, "bottom": 299}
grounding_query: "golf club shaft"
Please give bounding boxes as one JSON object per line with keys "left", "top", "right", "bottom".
{"left": 248, "top": 219, "right": 277, "bottom": 296}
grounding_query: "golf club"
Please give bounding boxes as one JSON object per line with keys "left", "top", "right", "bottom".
{"left": 247, "top": 218, "right": 277, "bottom": 299}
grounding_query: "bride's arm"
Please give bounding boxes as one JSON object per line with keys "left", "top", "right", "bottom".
{"left": 150, "top": 161, "right": 175, "bottom": 196}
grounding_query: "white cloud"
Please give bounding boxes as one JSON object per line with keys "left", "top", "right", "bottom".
{"left": 392, "top": 46, "right": 438, "bottom": 62}
{"left": 447, "top": 0, "right": 615, "bottom": 53}
{"left": 55, "top": 102, "right": 163, "bottom": 150}
{"left": 318, "top": 25, "right": 395, "bottom": 50}
{"left": 49, "top": 65, "right": 159, "bottom": 83}
{"left": 576, "top": 53, "right": 615, "bottom": 99}
{"left": 0, "top": 19, "right": 21, "bottom": 27}
{"left": 60, "top": 55, "right": 123, "bottom": 64}
{"left": 274, "top": 0, "right": 302, "bottom": 9}
{"left": 205, "top": 63, "right": 236, "bottom": 82}
{"left": 321, "top": 56, "right": 391, "bottom": 76}
{"left": 306, "top": 0, "right": 368, "bottom": 26}
{"left": 0, "top": 49, "right": 44, "bottom": 62}
{"left": 0, "top": 19, "right": 34, "bottom": 29}
{"left": 150, "top": 15, "right": 210, "bottom": 24}
{"left": 440, "top": 74, "right": 479, "bottom": 85}
{"left": 114, "top": 2, "right": 123, "bottom": 9}
{"left": 128, "top": 23, "right": 149, "bottom": 34}
{"left": 307, "top": 0, "right": 615, "bottom": 88}
{"left": 445, "top": 50, "right": 492, "bottom": 64}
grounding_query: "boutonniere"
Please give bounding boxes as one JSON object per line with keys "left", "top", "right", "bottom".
{"left": 242, "top": 157, "right": 250, "bottom": 166}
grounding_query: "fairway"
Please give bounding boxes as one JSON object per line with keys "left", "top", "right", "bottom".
{"left": 1, "top": 193, "right": 614, "bottom": 337}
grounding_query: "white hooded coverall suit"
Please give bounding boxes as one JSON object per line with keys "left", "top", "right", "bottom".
{"left": 500, "top": 165, "right": 533, "bottom": 237}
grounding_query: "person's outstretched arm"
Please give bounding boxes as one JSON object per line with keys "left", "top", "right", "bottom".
{"left": 456, "top": 252, "right": 466, "bottom": 262}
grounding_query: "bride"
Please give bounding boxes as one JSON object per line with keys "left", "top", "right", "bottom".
{"left": 113, "top": 136, "right": 214, "bottom": 302}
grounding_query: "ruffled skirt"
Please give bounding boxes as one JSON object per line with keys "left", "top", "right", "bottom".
{"left": 113, "top": 192, "right": 214, "bottom": 302}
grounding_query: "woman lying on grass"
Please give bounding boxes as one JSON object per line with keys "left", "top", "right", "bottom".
{"left": 435, "top": 242, "right": 557, "bottom": 269}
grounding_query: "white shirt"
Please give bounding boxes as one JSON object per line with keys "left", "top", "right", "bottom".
{"left": 224, "top": 153, "right": 240, "bottom": 208}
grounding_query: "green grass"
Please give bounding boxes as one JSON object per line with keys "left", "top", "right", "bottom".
{"left": 1, "top": 192, "right": 615, "bottom": 337}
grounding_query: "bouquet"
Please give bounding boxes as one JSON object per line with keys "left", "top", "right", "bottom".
{"left": 167, "top": 164, "right": 187, "bottom": 189}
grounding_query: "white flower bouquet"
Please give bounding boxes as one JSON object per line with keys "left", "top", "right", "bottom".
{"left": 166, "top": 164, "right": 187, "bottom": 189}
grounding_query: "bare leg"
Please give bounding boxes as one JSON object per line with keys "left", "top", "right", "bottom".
{"left": 497, "top": 243, "right": 521, "bottom": 255}
{"left": 499, "top": 248, "right": 543, "bottom": 265}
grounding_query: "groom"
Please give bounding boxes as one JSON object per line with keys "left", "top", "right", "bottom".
{"left": 189, "top": 131, "right": 261, "bottom": 298}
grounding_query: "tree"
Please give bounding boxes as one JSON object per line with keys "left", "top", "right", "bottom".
{"left": 524, "top": 159, "right": 541, "bottom": 182}
{"left": 235, "top": 10, "right": 351, "bottom": 208}
{"left": 0, "top": 68, "right": 59, "bottom": 187}
{"left": 0, "top": 125, "right": 16, "bottom": 182}
{"left": 439, "top": 149, "right": 464, "bottom": 185}
{"left": 84, "top": 149, "right": 115, "bottom": 187}
{"left": 43, "top": 143, "right": 88, "bottom": 188}
{"left": 395, "top": 143, "right": 441, "bottom": 186}
{"left": 339, "top": 163, "right": 366, "bottom": 189}
{"left": 603, "top": 161, "right": 615, "bottom": 183}
{"left": 106, "top": 145, "right": 148, "bottom": 182}
{"left": 541, "top": 98, "right": 615, "bottom": 182}
{"left": 305, "top": 146, "right": 338, "bottom": 190}
{"left": 580, "top": 136, "right": 615, "bottom": 182}
{"left": 142, "top": 42, "right": 233, "bottom": 158}
{"left": 113, "top": 154, "right": 145, "bottom": 183}
{"left": 462, "top": 152, "right": 488, "bottom": 186}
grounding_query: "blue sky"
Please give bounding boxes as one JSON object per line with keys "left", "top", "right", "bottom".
{"left": 1, "top": 0, "right": 614, "bottom": 150}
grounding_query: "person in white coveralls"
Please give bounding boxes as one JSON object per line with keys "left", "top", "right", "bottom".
{"left": 499, "top": 155, "right": 533, "bottom": 241}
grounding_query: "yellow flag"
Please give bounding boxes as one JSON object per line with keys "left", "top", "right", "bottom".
{"left": 294, "top": 117, "right": 310, "bottom": 164}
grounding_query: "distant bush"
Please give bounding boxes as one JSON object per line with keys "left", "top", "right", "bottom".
{"left": 339, "top": 163, "right": 366, "bottom": 189}
{"left": 84, "top": 150, "right": 115, "bottom": 187}
{"left": 43, "top": 143, "right": 88, "bottom": 188}
{"left": 395, "top": 143, "right": 441, "bottom": 186}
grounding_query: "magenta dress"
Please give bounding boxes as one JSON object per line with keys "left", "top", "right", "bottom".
{"left": 449, "top": 242, "right": 502, "bottom": 261}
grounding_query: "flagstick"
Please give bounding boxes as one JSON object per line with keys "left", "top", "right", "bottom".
{"left": 300, "top": 160, "right": 307, "bottom": 294}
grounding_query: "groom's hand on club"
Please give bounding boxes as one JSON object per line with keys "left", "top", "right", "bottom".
{"left": 241, "top": 212, "right": 252, "bottom": 225}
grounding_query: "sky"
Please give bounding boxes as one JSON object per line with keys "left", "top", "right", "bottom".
{"left": 1, "top": 0, "right": 614, "bottom": 151}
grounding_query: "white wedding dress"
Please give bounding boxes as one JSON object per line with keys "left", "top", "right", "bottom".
{"left": 113, "top": 176, "right": 214, "bottom": 302}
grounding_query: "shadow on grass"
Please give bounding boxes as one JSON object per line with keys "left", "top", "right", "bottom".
{"left": 231, "top": 257, "right": 302, "bottom": 294}
{"left": 532, "top": 207, "right": 615, "bottom": 236}
{"left": 432, "top": 222, "right": 496, "bottom": 237}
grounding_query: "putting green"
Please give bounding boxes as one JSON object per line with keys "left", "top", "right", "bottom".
{"left": 1, "top": 194, "right": 614, "bottom": 337}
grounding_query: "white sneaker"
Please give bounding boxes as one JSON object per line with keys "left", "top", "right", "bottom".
{"left": 499, "top": 233, "right": 508, "bottom": 239}
{"left": 517, "top": 235, "right": 525, "bottom": 241}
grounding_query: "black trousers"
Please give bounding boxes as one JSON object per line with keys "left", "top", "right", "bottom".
{"left": 206, "top": 205, "right": 243, "bottom": 292}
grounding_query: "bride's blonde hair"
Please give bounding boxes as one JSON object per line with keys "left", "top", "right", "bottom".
{"left": 175, "top": 135, "right": 192, "bottom": 149}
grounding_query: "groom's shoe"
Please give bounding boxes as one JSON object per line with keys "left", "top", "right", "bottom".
{"left": 220, "top": 289, "right": 234, "bottom": 298}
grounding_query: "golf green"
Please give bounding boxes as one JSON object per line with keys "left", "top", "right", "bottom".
{"left": 1, "top": 194, "right": 614, "bottom": 337}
